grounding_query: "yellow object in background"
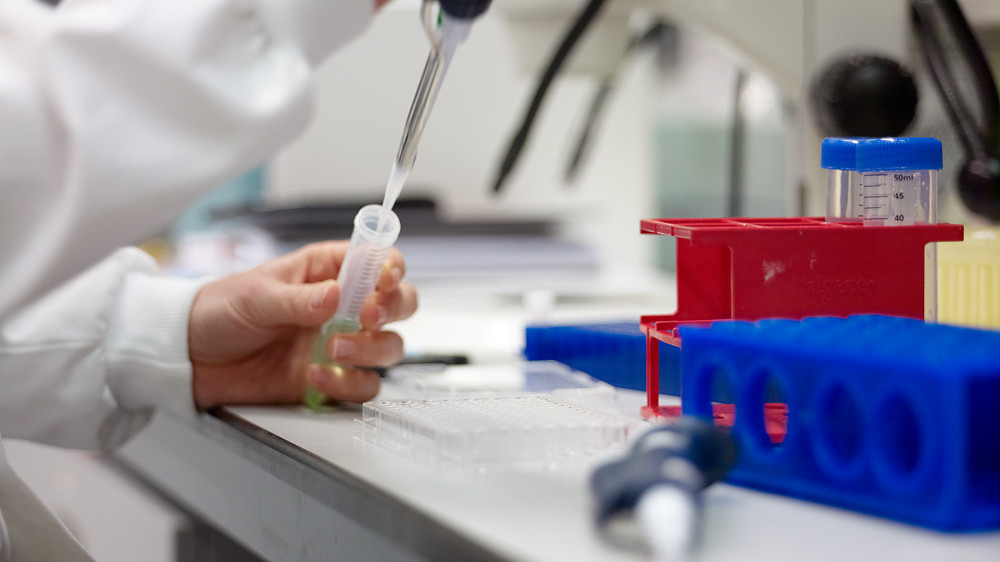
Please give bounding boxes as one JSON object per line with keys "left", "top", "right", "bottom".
{"left": 938, "top": 227, "right": 1000, "bottom": 329}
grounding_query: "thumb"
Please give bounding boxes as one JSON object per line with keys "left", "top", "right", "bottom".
{"left": 249, "top": 280, "right": 339, "bottom": 327}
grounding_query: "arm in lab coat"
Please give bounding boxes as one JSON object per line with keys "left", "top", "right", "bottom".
{"left": 0, "top": 2, "right": 388, "bottom": 558}
{"left": 0, "top": 0, "right": 375, "bottom": 319}
{"left": 0, "top": 248, "right": 199, "bottom": 451}
{"left": 0, "top": 240, "right": 417, "bottom": 451}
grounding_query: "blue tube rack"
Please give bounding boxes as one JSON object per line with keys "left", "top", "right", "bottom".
{"left": 679, "top": 315, "right": 1000, "bottom": 531}
{"left": 524, "top": 322, "right": 682, "bottom": 394}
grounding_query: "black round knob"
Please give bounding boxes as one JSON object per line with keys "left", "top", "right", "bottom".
{"left": 958, "top": 155, "right": 1000, "bottom": 222}
{"left": 811, "top": 54, "right": 919, "bottom": 138}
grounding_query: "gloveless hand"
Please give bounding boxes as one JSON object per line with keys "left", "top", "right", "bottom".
{"left": 187, "top": 241, "right": 418, "bottom": 408}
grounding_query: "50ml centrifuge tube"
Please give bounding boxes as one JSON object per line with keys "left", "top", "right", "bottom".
{"left": 822, "top": 137, "right": 944, "bottom": 321}
{"left": 823, "top": 137, "right": 942, "bottom": 226}
{"left": 306, "top": 204, "right": 401, "bottom": 410}
{"left": 854, "top": 137, "right": 941, "bottom": 226}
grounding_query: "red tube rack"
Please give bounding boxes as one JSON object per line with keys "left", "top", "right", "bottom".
{"left": 639, "top": 217, "right": 964, "bottom": 419}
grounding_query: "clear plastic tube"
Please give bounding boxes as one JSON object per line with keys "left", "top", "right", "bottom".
{"left": 823, "top": 137, "right": 942, "bottom": 321}
{"left": 826, "top": 168, "right": 864, "bottom": 223}
{"left": 859, "top": 169, "right": 938, "bottom": 226}
{"left": 306, "top": 205, "right": 401, "bottom": 409}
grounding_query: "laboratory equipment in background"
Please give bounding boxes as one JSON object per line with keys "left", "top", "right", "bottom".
{"left": 306, "top": 205, "right": 400, "bottom": 408}
{"left": 494, "top": 0, "right": 999, "bottom": 223}
{"left": 180, "top": 197, "right": 603, "bottom": 296}
{"left": 678, "top": 315, "right": 1000, "bottom": 532}
{"left": 911, "top": 0, "right": 1000, "bottom": 223}
{"left": 269, "top": 0, "right": 998, "bottom": 287}
{"left": 493, "top": 0, "right": 917, "bottom": 218}
{"left": 590, "top": 417, "right": 736, "bottom": 560}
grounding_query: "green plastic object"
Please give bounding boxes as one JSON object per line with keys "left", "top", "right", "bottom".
{"left": 305, "top": 317, "right": 361, "bottom": 412}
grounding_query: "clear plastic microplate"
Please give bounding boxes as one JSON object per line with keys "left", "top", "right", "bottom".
{"left": 357, "top": 394, "right": 638, "bottom": 470}
{"left": 384, "top": 360, "right": 618, "bottom": 407}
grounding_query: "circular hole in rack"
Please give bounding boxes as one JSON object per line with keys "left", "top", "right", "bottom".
{"left": 875, "top": 392, "right": 923, "bottom": 479}
{"left": 706, "top": 364, "right": 737, "bottom": 430}
{"left": 814, "top": 381, "right": 863, "bottom": 474}
{"left": 759, "top": 372, "right": 788, "bottom": 447}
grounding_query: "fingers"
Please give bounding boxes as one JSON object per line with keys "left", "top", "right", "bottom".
{"left": 302, "top": 329, "right": 403, "bottom": 405}
{"left": 256, "top": 243, "right": 409, "bottom": 328}
{"left": 307, "top": 329, "right": 400, "bottom": 404}
{"left": 326, "top": 330, "right": 405, "bottom": 367}
{"left": 376, "top": 247, "right": 407, "bottom": 292}
{"left": 239, "top": 278, "right": 340, "bottom": 328}
{"left": 360, "top": 281, "right": 418, "bottom": 330}
{"left": 306, "top": 364, "right": 381, "bottom": 404}
{"left": 272, "top": 242, "right": 407, "bottom": 286}
{"left": 244, "top": 245, "right": 409, "bottom": 330}
{"left": 260, "top": 241, "right": 349, "bottom": 284}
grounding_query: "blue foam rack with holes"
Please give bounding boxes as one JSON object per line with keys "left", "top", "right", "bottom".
{"left": 524, "top": 322, "right": 683, "bottom": 395}
{"left": 679, "top": 315, "right": 1000, "bottom": 531}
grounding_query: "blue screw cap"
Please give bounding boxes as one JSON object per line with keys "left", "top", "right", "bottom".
{"left": 822, "top": 137, "right": 943, "bottom": 171}
{"left": 821, "top": 137, "right": 862, "bottom": 170}
{"left": 855, "top": 137, "right": 943, "bottom": 172}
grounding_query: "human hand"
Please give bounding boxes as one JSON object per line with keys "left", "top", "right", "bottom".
{"left": 188, "top": 241, "right": 418, "bottom": 409}
{"left": 375, "top": 0, "right": 393, "bottom": 9}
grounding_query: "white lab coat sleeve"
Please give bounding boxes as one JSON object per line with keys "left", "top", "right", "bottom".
{"left": 0, "top": 0, "right": 374, "bottom": 319}
{"left": 0, "top": 248, "right": 205, "bottom": 452}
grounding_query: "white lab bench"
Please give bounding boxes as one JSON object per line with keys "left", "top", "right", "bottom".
{"left": 114, "top": 286, "right": 1000, "bottom": 562}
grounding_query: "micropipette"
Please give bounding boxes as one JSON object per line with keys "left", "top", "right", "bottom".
{"left": 305, "top": 205, "right": 400, "bottom": 410}
{"left": 591, "top": 417, "right": 736, "bottom": 561}
{"left": 379, "top": 2, "right": 475, "bottom": 228}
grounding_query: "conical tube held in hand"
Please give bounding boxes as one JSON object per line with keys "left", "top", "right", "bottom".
{"left": 306, "top": 205, "right": 401, "bottom": 410}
